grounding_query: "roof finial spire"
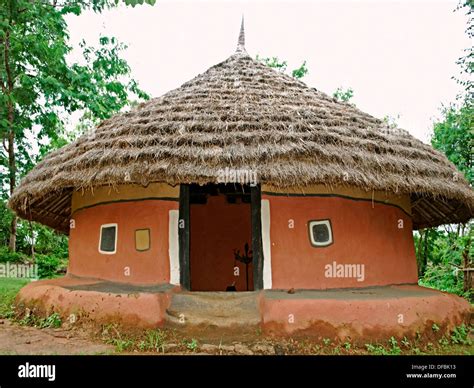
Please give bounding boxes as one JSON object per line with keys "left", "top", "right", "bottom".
{"left": 236, "top": 16, "right": 246, "bottom": 53}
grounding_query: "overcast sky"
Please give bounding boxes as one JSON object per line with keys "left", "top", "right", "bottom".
{"left": 65, "top": 0, "right": 470, "bottom": 143}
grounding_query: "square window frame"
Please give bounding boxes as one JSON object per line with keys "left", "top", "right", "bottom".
{"left": 308, "top": 219, "right": 333, "bottom": 248}
{"left": 98, "top": 223, "right": 118, "bottom": 254}
{"left": 135, "top": 228, "right": 151, "bottom": 252}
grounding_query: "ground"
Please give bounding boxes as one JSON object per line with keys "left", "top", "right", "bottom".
{"left": 0, "top": 278, "right": 473, "bottom": 355}
{"left": 0, "top": 319, "right": 112, "bottom": 355}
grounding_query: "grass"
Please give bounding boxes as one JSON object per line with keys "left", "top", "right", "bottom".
{"left": 0, "top": 277, "right": 29, "bottom": 319}
{"left": 0, "top": 277, "right": 62, "bottom": 328}
{"left": 96, "top": 322, "right": 474, "bottom": 355}
{"left": 19, "top": 311, "right": 62, "bottom": 329}
{"left": 102, "top": 324, "right": 172, "bottom": 353}
{"left": 138, "top": 329, "right": 167, "bottom": 352}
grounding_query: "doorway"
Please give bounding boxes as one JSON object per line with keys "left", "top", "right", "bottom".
{"left": 187, "top": 184, "right": 253, "bottom": 291}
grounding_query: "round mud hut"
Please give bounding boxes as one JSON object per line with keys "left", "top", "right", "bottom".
{"left": 9, "top": 21, "right": 473, "bottom": 340}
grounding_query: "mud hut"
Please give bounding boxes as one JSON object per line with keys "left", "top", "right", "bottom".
{"left": 9, "top": 21, "right": 473, "bottom": 338}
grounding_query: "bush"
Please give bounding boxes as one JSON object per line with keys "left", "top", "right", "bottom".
{"left": 36, "top": 254, "right": 63, "bottom": 279}
{"left": 0, "top": 246, "right": 29, "bottom": 264}
{"left": 416, "top": 226, "right": 473, "bottom": 301}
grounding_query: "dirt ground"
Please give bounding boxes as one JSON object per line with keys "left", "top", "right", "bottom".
{"left": 0, "top": 319, "right": 113, "bottom": 355}
{"left": 0, "top": 317, "right": 473, "bottom": 356}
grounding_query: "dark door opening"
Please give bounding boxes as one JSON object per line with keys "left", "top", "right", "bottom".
{"left": 188, "top": 183, "right": 253, "bottom": 291}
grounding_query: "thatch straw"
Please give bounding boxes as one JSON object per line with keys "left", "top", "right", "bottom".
{"left": 8, "top": 41, "right": 474, "bottom": 233}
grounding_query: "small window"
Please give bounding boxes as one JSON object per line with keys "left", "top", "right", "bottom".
{"left": 309, "top": 220, "right": 333, "bottom": 247}
{"left": 99, "top": 224, "right": 117, "bottom": 254}
{"left": 135, "top": 229, "right": 150, "bottom": 252}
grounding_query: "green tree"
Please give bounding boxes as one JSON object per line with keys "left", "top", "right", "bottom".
{"left": 257, "top": 56, "right": 355, "bottom": 100}
{"left": 431, "top": 104, "right": 473, "bottom": 184}
{"left": 0, "top": 0, "right": 149, "bottom": 251}
{"left": 256, "top": 55, "right": 308, "bottom": 79}
{"left": 416, "top": 0, "right": 473, "bottom": 299}
{"left": 454, "top": 0, "right": 473, "bottom": 99}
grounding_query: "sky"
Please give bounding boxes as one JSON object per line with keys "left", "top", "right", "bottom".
{"left": 65, "top": 0, "right": 470, "bottom": 143}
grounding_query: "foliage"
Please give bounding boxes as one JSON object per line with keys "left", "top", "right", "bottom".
{"left": 419, "top": 94, "right": 473, "bottom": 301}
{"left": 257, "top": 55, "right": 357, "bottom": 103}
{"left": 431, "top": 103, "right": 473, "bottom": 184}
{"left": 0, "top": 201, "right": 13, "bottom": 247}
{"left": 256, "top": 55, "right": 308, "bottom": 79}
{"left": 36, "top": 254, "right": 65, "bottom": 279}
{"left": 291, "top": 60, "right": 308, "bottom": 79}
{"left": 388, "top": 337, "right": 401, "bottom": 355}
{"left": 365, "top": 338, "right": 403, "bottom": 355}
{"left": 454, "top": 0, "right": 473, "bottom": 98}
{"left": 416, "top": 228, "right": 472, "bottom": 299}
{"left": 417, "top": 3, "right": 473, "bottom": 301}
{"left": 122, "top": 0, "right": 156, "bottom": 5}
{"left": 365, "top": 343, "right": 388, "bottom": 355}
{"left": 184, "top": 338, "right": 198, "bottom": 351}
{"left": 382, "top": 114, "right": 400, "bottom": 128}
{"left": 0, "top": 245, "right": 28, "bottom": 263}
{"left": 450, "top": 324, "right": 471, "bottom": 345}
{"left": 256, "top": 55, "right": 287, "bottom": 72}
{"left": 333, "top": 87, "right": 354, "bottom": 102}
{"left": 18, "top": 309, "right": 62, "bottom": 328}
{"left": 0, "top": 0, "right": 149, "bottom": 253}
{"left": 38, "top": 312, "right": 62, "bottom": 328}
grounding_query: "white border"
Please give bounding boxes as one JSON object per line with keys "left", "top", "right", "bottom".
{"left": 261, "top": 199, "right": 272, "bottom": 289}
{"left": 168, "top": 210, "right": 180, "bottom": 285}
{"left": 98, "top": 223, "right": 118, "bottom": 254}
{"left": 309, "top": 220, "right": 333, "bottom": 247}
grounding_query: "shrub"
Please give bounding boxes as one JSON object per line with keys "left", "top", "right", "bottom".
{"left": 0, "top": 246, "right": 29, "bottom": 264}
{"left": 36, "top": 254, "right": 63, "bottom": 279}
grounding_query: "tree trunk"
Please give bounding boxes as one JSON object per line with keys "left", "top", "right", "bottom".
{"left": 29, "top": 219, "right": 35, "bottom": 261}
{"left": 422, "top": 229, "right": 429, "bottom": 274}
{"left": 417, "top": 230, "right": 425, "bottom": 276}
{"left": 462, "top": 234, "right": 472, "bottom": 294}
{"left": 8, "top": 122, "right": 16, "bottom": 252}
{"left": 4, "top": 27, "right": 17, "bottom": 252}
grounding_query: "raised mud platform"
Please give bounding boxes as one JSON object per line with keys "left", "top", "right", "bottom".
{"left": 16, "top": 276, "right": 471, "bottom": 342}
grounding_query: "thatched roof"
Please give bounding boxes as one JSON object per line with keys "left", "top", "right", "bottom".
{"left": 9, "top": 21, "right": 474, "bottom": 233}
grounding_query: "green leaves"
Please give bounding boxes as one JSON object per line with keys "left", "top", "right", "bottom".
{"left": 431, "top": 103, "right": 473, "bottom": 185}
{"left": 123, "top": 0, "right": 157, "bottom": 7}
{"left": 256, "top": 55, "right": 309, "bottom": 80}
{"left": 0, "top": 0, "right": 149, "bottom": 182}
{"left": 333, "top": 87, "right": 354, "bottom": 103}
{"left": 256, "top": 55, "right": 288, "bottom": 73}
{"left": 291, "top": 61, "right": 308, "bottom": 80}
{"left": 69, "top": 35, "right": 150, "bottom": 121}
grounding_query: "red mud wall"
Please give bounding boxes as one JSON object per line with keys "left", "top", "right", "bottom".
{"left": 68, "top": 200, "right": 178, "bottom": 284}
{"left": 265, "top": 195, "right": 418, "bottom": 289}
{"left": 190, "top": 195, "right": 253, "bottom": 291}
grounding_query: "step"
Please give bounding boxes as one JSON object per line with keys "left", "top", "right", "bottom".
{"left": 165, "top": 292, "right": 261, "bottom": 327}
